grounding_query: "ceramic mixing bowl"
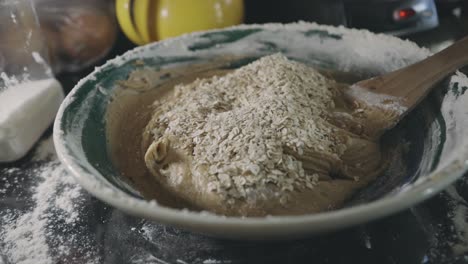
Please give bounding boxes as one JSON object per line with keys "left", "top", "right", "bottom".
{"left": 53, "top": 22, "right": 468, "bottom": 239}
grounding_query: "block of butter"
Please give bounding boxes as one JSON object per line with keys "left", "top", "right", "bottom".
{"left": 0, "top": 78, "right": 64, "bottom": 162}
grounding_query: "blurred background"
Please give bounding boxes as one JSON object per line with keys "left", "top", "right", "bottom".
{"left": 245, "top": 0, "right": 468, "bottom": 51}
{"left": 3, "top": 0, "right": 466, "bottom": 78}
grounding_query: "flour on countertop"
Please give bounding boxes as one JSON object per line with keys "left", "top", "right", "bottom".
{"left": 203, "top": 258, "right": 230, "bottom": 264}
{"left": 0, "top": 137, "right": 99, "bottom": 264}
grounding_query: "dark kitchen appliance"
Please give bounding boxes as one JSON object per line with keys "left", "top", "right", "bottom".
{"left": 246, "top": 0, "right": 439, "bottom": 36}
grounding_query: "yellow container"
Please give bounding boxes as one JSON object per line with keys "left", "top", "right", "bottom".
{"left": 116, "top": 0, "right": 244, "bottom": 45}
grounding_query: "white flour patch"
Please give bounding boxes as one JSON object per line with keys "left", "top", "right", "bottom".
{"left": 347, "top": 84, "right": 407, "bottom": 115}
{"left": 1, "top": 164, "right": 58, "bottom": 264}
{"left": 0, "top": 137, "right": 99, "bottom": 264}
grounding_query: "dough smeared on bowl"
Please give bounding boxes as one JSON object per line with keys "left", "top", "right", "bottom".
{"left": 142, "top": 54, "right": 385, "bottom": 216}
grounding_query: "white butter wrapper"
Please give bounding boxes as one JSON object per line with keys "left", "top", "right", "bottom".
{"left": 0, "top": 78, "right": 64, "bottom": 162}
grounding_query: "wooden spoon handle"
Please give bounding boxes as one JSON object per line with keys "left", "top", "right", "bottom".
{"left": 355, "top": 35, "right": 468, "bottom": 111}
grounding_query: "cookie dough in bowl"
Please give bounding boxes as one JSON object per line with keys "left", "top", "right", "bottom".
{"left": 53, "top": 22, "right": 468, "bottom": 239}
{"left": 137, "top": 54, "right": 388, "bottom": 216}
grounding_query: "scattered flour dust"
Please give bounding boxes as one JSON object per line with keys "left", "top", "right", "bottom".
{"left": 0, "top": 137, "right": 99, "bottom": 264}
{"left": 445, "top": 185, "right": 468, "bottom": 256}
{"left": 202, "top": 259, "right": 230, "bottom": 264}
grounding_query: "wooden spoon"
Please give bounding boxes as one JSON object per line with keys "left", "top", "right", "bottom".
{"left": 345, "top": 36, "right": 468, "bottom": 135}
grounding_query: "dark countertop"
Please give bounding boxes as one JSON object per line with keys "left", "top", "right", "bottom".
{"left": 1, "top": 13, "right": 468, "bottom": 264}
